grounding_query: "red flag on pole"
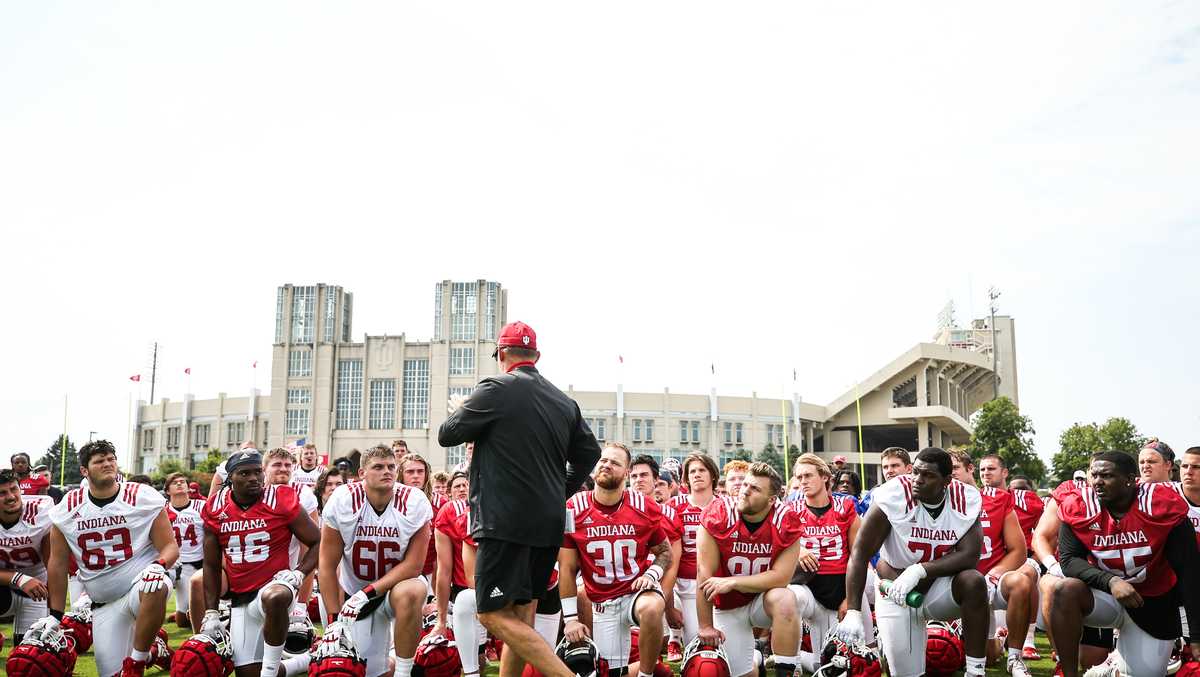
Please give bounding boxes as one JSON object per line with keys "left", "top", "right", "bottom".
{"left": 129, "top": 374, "right": 141, "bottom": 382}
{"left": 618, "top": 355, "right": 623, "bottom": 364}
{"left": 252, "top": 361, "right": 258, "bottom": 369}
{"left": 184, "top": 367, "right": 191, "bottom": 375}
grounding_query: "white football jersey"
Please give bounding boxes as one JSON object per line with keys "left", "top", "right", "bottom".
{"left": 0, "top": 495, "right": 55, "bottom": 581}
{"left": 1170, "top": 482, "right": 1200, "bottom": 535}
{"left": 292, "top": 464, "right": 326, "bottom": 491}
{"left": 287, "top": 482, "right": 320, "bottom": 567}
{"left": 50, "top": 483, "right": 166, "bottom": 603}
{"left": 214, "top": 460, "right": 228, "bottom": 484}
{"left": 323, "top": 481, "right": 432, "bottom": 594}
{"left": 167, "top": 498, "right": 207, "bottom": 563}
{"left": 874, "top": 475, "right": 981, "bottom": 569}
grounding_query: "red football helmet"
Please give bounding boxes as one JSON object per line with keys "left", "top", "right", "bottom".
{"left": 924, "top": 621, "right": 965, "bottom": 677}
{"left": 413, "top": 629, "right": 462, "bottom": 677}
{"left": 285, "top": 616, "right": 317, "bottom": 655}
{"left": 417, "top": 611, "right": 440, "bottom": 643}
{"left": 61, "top": 606, "right": 94, "bottom": 653}
{"left": 311, "top": 622, "right": 367, "bottom": 677}
{"left": 150, "top": 627, "right": 174, "bottom": 670}
{"left": 681, "top": 637, "right": 731, "bottom": 677}
{"left": 308, "top": 595, "right": 322, "bottom": 624}
{"left": 170, "top": 631, "right": 234, "bottom": 677}
{"left": 813, "top": 633, "right": 882, "bottom": 677}
{"left": 1176, "top": 662, "right": 1200, "bottom": 677}
{"left": 6, "top": 625, "right": 79, "bottom": 677}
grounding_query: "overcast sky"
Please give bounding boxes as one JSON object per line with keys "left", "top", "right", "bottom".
{"left": 2, "top": 2, "right": 1197, "bottom": 470}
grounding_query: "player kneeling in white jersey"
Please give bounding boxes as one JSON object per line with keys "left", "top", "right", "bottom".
{"left": 698, "top": 462, "right": 806, "bottom": 677}
{"left": 320, "top": 445, "right": 433, "bottom": 677}
{"left": 837, "top": 447, "right": 990, "bottom": 677}
{"left": 560, "top": 443, "right": 673, "bottom": 677}
{"left": 0, "top": 469, "right": 54, "bottom": 645}
{"left": 41, "top": 440, "right": 179, "bottom": 677}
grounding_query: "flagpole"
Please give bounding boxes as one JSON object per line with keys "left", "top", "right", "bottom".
{"left": 61, "top": 395, "right": 68, "bottom": 486}
{"left": 127, "top": 392, "right": 132, "bottom": 469}
{"left": 781, "top": 391, "right": 789, "bottom": 477}
{"left": 854, "top": 382, "right": 865, "bottom": 482}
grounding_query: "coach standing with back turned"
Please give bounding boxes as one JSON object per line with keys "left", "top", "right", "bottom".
{"left": 439, "top": 321, "right": 601, "bottom": 677}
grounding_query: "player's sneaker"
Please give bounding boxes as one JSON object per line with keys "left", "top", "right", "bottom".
{"left": 667, "top": 639, "right": 683, "bottom": 662}
{"left": 1007, "top": 657, "right": 1033, "bottom": 677}
{"left": 1022, "top": 646, "right": 1041, "bottom": 661}
{"left": 119, "top": 657, "right": 148, "bottom": 677}
{"left": 1082, "top": 653, "right": 1128, "bottom": 677}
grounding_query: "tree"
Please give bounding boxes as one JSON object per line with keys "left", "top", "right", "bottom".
{"left": 1051, "top": 417, "right": 1145, "bottom": 483}
{"left": 966, "top": 396, "right": 1045, "bottom": 483}
{"left": 755, "top": 443, "right": 787, "bottom": 479}
{"left": 37, "top": 434, "right": 82, "bottom": 486}
{"left": 194, "top": 449, "right": 225, "bottom": 474}
{"left": 152, "top": 458, "right": 187, "bottom": 485}
{"left": 732, "top": 447, "right": 753, "bottom": 463}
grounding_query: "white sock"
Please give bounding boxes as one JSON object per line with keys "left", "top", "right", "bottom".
{"left": 669, "top": 627, "right": 680, "bottom": 643}
{"left": 282, "top": 654, "right": 311, "bottom": 677}
{"left": 259, "top": 642, "right": 285, "bottom": 677}
{"left": 965, "top": 655, "right": 986, "bottom": 676}
{"left": 395, "top": 656, "right": 415, "bottom": 677}
{"left": 534, "top": 612, "right": 560, "bottom": 648}
{"left": 798, "top": 652, "right": 817, "bottom": 673}
{"left": 130, "top": 648, "right": 150, "bottom": 663}
{"left": 1024, "top": 626, "right": 1036, "bottom": 649}
{"left": 1008, "top": 646, "right": 1021, "bottom": 661}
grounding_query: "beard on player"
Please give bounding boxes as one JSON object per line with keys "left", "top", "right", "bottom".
{"left": 737, "top": 474, "right": 775, "bottom": 518}
{"left": 594, "top": 458, "right": 627, "bottom": 492}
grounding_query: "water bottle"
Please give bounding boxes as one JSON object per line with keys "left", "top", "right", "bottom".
{"left": 878, "top": 578, "right": 924, "bottom": 607}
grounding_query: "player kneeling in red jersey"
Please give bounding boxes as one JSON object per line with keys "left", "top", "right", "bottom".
{"left": 786, "top": 454, "right": 873, "bottom": 674}
{"left": 560, "top": 443, "right": 673, "bottom": 677}
{"left": 949, "top": 451, "right": 1038, "bottom": 676}
{"left": 320, "top": 445, "right": 433, "bottom": 677}
{"left": 200, "top": 449, "right": 321, "bottom": 677}
{"left": 837, "top": 447, "right": 990, "bottom": 677}
{"left": 1048, "top": 451, "right": 1200, "bottom": 677}
{"left": 40, "top": 440, "right": 179, "bottom": 677}
{"left": 697, "top": 462, "right": 806, "bottom": 677}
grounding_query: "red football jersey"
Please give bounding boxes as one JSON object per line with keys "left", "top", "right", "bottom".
{"left": 564, "top": 490, "right": 667, "bottom": 603}
{"left": 1051, "top": 478, "right": 1088, "bottom": 505}
{"left": 668, "top": 494, "right": 712, "bottom": 580}
{"left": 977, "top": 486, "right": 1014, "bottom": 573}
{"left": 657, "top": 502, "right": 681, "bottom": 542}
{"left": 701, "top": 497, "right": 802, "bottom": 610}
{"left": 1010, "top": 489, "right": 1044, "bottom": 547}
{"left": 1059, "top": 481, "right": 1188, "bottom": 597}
{"left": 422, "top": 492, "right": 447, "bottom": 576}
{"left": 791, "top": 495, "right": 857, "bottom": 575}
{"left": 18, "top": 476, "right": 49, "bottom": 496}
{"left": 201, "top": 484, "right": 300, "bottom": 594}
{"left": 434, "top": 499, "right": 470, "bottom": 588}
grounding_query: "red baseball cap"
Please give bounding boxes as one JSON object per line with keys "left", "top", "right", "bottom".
{"left": 493, "top": 321, "right": 537, "bottom": 358}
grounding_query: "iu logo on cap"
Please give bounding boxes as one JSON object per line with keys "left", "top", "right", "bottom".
{"left": 522, "top": 335, "right": 530, "bottom": 345}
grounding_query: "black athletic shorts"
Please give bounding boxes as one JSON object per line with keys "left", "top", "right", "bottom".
{"left": 1081, "top": 625, "right": 1115, "bottom": 650}
{"left": 475, "top": 537, "right": 558, "bottom": 614}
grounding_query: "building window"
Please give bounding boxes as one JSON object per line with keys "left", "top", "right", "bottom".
{"left": 449, "top": 386, "right": 473, "bottom": 400}
{"left": 679, "top": 421, "right": 688, "bottom": 444}
{"left": 735, "top": 422, "right": 744, "bottom": 445}
{"left": 449, "top": 347, "right": 475, "bottom": 376}
{"left": 287, "top": 388, "right": 311, "bottom": 406}
{"left": 483, "top": 282, "right": 499, "bottom": 340}
{"left": 341, "top": 293, "right": 353, "bottom": 342}
{"left": 680, "top": 420, "right": 701, "bottom": 444}
{"left": 336, "top": 359, "right": 363, "bottom": 429}
{"left": 194, "top": 424, "right": 210, "bottom": 448}
{"left": 723, "top": 422, "right": 732, "bottom": 445}
{"left": 403, "top": 359, "right": 430, "bottom": 429}
{"left": 142, "top": 429, "right": 154, "bottom": 451}
{"left": 291, "top": 286, "right": 315, "bottom": 343}
{"left": 288, "top": 349, "right": 312, "bottom": 377}
{"left": 446, "top": 444, "right": 467, "bottom": 469}
{"left": 275, "top": 287, "right": 286, "bottom": 343}
{"left": 586, "top": 418, "right": 606, "bottom": 442}
{"left": 691, "top": 420, "right": 700, "bottom": 443}
{"left": 226, "top": 421, "right": 245, "bottom": 448}
{"left": 323, "top": 287, "right": 337, "bottom": 343}
{"left": 434, "top": 283, "right": 444, "bottom": 341}
{"left": 766, "top": 424, "right": 784, "bottom": 447}
{"left": 286, "top": 409, "right": 309, "bottom": 436}
{"left": 167, "top": 426, "right": 180, "bottom": 450}
{"left": 369, "top": 379, "right": 396, "bottom": 430}
{"left": 644, "top": 419, "right": 654, "bottom": 443}
{"left": 262, "top": 421, "right": 269, "bottom": 447}
{"left": 450, "top": 282, "right": 477, "bottom": 341}
{"left": 633, "top": 419, "right": 642, "bottom": 442}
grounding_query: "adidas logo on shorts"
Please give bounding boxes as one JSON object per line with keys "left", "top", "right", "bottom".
{"left": 490, "top": 587, "right": 504, "bottom": 598}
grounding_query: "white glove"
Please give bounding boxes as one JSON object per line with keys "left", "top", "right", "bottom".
{"left": 201, "top": 610, "right": 224, "bottom": 638}
{"left": 834, "top": 609, "right": 864, "bottom": 644}
{"left": 887, "top": 563, "right": 927, "bottom": 605}
{"left": 29, "top": 615, "right": 61, "bottom": 637}
{"left": 318, "top": 620, "right": 351, "bottom": 657}
{"left": 70, "top": 592, "right": 92, "bottom": 615}
{"left": 272, "top": 569, "right": 304, "bottom": 590}
{"left": 137, "top": 562, "right": 169, "bottom": 593}
{"left": 339, "top": 589, "right": 372, "bottom": 622}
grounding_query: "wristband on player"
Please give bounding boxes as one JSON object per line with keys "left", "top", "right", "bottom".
{"left": 10, "top": 572, "right": 27, "bottom": 589}
{"left": 328, "top": 613, "right": 338, "bottom": 625}
{"left": 363, "top": 584, "right": 378, "bottom": 599}
{"left": 49, "top": 608, "right": 64, "bottom": 621}
{"left": 156, "top": 558, "right": 168, "bottom": 568}
{"left": 644, "top": 564, "right": 664, "bottom": 583}
{"left": 1040, "top": 556, "right": 1058, "bottom": 571}
{"left": 561, "top": 595, "right": 578, "bottom": 621}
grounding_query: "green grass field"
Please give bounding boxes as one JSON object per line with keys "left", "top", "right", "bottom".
{"left": 0, "top": 599, "right": 1064, "bottom": 677}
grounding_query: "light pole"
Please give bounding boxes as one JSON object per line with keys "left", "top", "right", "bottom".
{"left": 988, "top": 287, "right": 1001, "bottom": 399}
{"left": 89, "top": 431, "right": 97, "bottom": 442}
